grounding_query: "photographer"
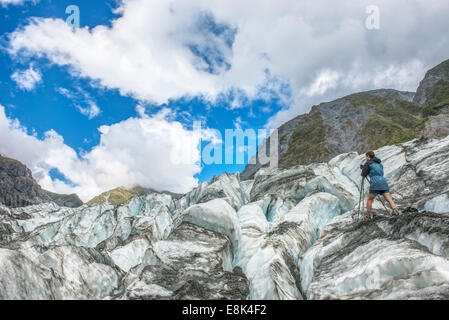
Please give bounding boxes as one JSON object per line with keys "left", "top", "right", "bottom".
{"left": 361, "top": 150, "right": 400, "bottom": 220}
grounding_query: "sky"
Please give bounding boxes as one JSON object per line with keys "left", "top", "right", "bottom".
{"left": 0, "top": 0, "right": 449, "bottom": 201}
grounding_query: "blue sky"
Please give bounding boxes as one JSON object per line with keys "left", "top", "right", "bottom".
{"left": 0, "top": 0, "right": 286, "bottom": 196}
{"left": 1, "top": 0, "right": 449, "bottom": 201}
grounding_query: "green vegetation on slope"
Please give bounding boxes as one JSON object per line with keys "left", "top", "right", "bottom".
{"left": 267, "top": 60, "right": 449, "bottom": 169}
{"left": 345, "top": 93, "right": 425, "bottom": 151}
{"left": 45, "top": 190, "right": 83, "bottom": 207}
{"left": 421, "top": 59, "right": 449, "bottom": 116}
{"left": 86, "top": 186, "right": 150, "bottom": 206}
{"left": 279, "top": 107, "right": 332, "bottom": 167}
{"left": 424, "top": 59, "right": 449, "bottom": 79}
{"left": 422, "top": 81, "right": 449, "bottom": 117}
{"left": 359, "top": 116, "right": 425, "bottom": 151}
{"left": 0, "top": 154, "right": 24, "bottom": 167}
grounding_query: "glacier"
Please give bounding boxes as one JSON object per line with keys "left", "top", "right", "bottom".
{"left": 0, "top": 135, "right": 449, "bottom": 299}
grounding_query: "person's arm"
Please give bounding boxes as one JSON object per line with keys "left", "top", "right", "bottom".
{"left": 361, "top": 162, "right": 370, "bottom": 177}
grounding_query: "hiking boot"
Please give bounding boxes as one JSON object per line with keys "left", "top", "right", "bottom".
{"left": 363, "top": 212, "right": 373, "bottom": 222}
{"left": 391, "top": 208, "right": 400, "bottom": 216}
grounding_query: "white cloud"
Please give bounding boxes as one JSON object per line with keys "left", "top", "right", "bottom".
{"left": 300, "top": 70, "right": 341, "bottom": 97}
{"left": 233, "top": 116, "right": 247, "bottom": 130}
{"left": 0, "top": 0, "right": 37, "bottom": 7}
{"left": 0, "top": 105, "right": 216, "bottom": 201}
{"left": 260, "top": 106, "right": 272, "bottom": 114}
{"left": 75, "top": 102, "right": 101, "bottom": 119}
{"left": 8, "top": 4, "right": 234, "bottom": 104}
{"left": 56, "top": 87, "right": 75, "bottom": 100}
{"left": 11, "top": 65, "right": 42, "bottom": 90}
{"left": 57, "top": 87, "right": 101, "bottom": 119}
{"left": 8, "top": 0, "right": 449, "bottom": 119}
{"left": 6, "top": 1, "right": 449, "bottom": 128}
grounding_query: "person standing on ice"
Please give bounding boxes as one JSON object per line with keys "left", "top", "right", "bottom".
{"left": 361, "top": 150, "right": 400, "bottom": 219}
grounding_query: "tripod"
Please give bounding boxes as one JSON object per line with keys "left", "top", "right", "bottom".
{"left": 355, "top": 177, "right": 389, "bottom": 221}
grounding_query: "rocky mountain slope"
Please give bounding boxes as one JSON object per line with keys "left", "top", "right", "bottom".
{"left": 0, "top": 135, "right": 448, "bottom": 300}
{"left": 241, "top": 59, "right": 449, "bottom": 180}
{"left": 0, "top": 155, "right": 82, "bottom": 208}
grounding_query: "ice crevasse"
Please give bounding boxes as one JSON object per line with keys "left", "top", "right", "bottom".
{"left": 0, "top": 136, "right": 449, "bottom": 299}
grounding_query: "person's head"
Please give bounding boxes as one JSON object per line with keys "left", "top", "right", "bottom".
{"left": 365, "top": 150, "right": 375, "bottom": 161}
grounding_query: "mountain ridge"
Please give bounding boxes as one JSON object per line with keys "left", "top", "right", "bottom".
{"left": 86, "top": 186, "right": 184, "bottom": 206}
{"left": 241, "top": 59, "right": 449, "bottom": 180}
{"left": 0, "top": 155, "right": 184, "bottom": 208}
{"left": 0, "top": 154, "right": 82, "bottom": 208}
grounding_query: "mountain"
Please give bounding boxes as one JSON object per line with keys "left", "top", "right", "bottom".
{"left": 1, "top": 60, "right": 448, "bottom": 300}
{"left": 86, "top": 186, "right": 184, "bottom": 206}
{"left": 241, "top": 59, "right": 449, "bottom": 180}
{"left": 0, "top": 135, "right": 448, "bottom": 299}
{"left": 414, "top": 58, "right": 449, "bottom": 106}
{"left": 0, "top": 155, "right": 83, "bottom": 208}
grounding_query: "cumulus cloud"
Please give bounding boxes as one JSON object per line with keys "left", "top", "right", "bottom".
{"left": 8, "top": 0, "right": 449, "bottom": 130}
{"left": 7, "top": 2, "right": 242, "bottom": 104}
{"left": 0, "top": 105, "right": 216, "bottom": 201}
{"left": 11, "top": 65, "right": 42, "bottom": 90}
{"left": 300, "top": 70, "right": 341, "bottom": 97}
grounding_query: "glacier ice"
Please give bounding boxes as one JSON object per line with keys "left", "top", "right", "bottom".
{"left": 180, "top": 198, "right": 239, "bottom": 247}
{"left": 109, "top": 239, "right": 152, "bottom": 273}
{"left": 1, "top": 136, "right": 449, "bottom": 299}
{"left": 0, "top": 248, "right": 54, "bottom": 300}
{"left": 424, "top": 193, "right": 449, "bottom": 213}
{"left": 300, "top": 212, "right": 449, "bottom": 299}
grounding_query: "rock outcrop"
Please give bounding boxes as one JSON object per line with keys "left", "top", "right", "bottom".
{"left": 0, "top": 155, "right": 82, "bottom": 208}
{"left": 414, "top": 59, "right": 449, "bottom": 105}
{"left": 1, "top": 135, "right": 448, "bottom": 300}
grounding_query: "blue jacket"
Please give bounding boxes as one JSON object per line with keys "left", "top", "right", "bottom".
{"left": 361, "top": 157, "right": 390, "bottom": 191}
